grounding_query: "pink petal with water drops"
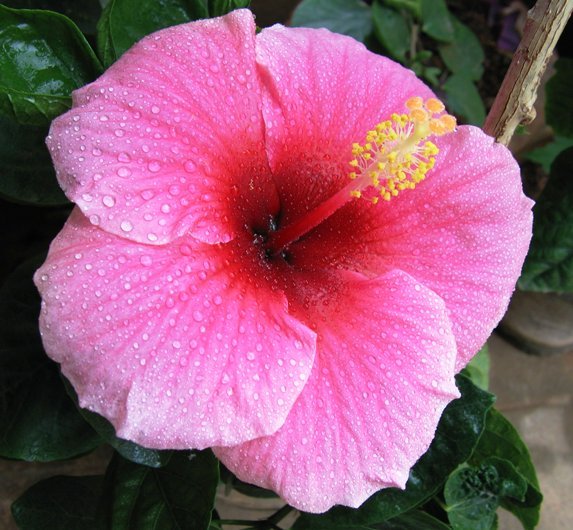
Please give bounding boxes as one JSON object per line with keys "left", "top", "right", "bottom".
{"left": 34, "top": 209, "right": 316, "bottom": 448}
{"left": 47, "top": 10, "right": 279, "bottom": 246}
{"left": 255, "top": 24, "right": 434, "bottom": 226}
{"left": 215, "top": 269, "right": 459, "bottom": 513}
{"left": 293, "top": 126, "right": 532, "bottom": 370}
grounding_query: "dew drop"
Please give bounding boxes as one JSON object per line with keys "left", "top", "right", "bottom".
{"left": 192, "top": 310, "right": 204, "bottom": 322}
{"left": 103, "top": 195, "right": 115, "bottom": 207}
{"left": 148, "top": 161, "right": 161, "bottom": 173}
{"left": 117, "top": 167, "right": 131, "bottom": 178}
{"left": 120, "top": 220, "right": 133, "bottom": 232}
{"left": 184, "top": 160, "right": 196, "bottom": 172}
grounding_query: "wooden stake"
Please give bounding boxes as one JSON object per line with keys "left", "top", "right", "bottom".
{"left": 483, "top": 0, "right": 573, "bottom": 145}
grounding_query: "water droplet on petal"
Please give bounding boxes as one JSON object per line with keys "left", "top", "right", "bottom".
{"left": 121, "top": 220, "right": 133, "bottom": 232}
{"left": 148, "top": 161, "right": 161, "bottom": 173}
{"left": 103, "top": 195, "right": 115, "bottom": 207}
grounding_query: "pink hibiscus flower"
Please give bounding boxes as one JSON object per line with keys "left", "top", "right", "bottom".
{"left": 35, "top": 9, "right": 532, "bottom": 513}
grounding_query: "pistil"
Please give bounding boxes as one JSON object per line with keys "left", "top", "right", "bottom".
{"left": 266, "top": 97, "right": 456, "bottom": 257}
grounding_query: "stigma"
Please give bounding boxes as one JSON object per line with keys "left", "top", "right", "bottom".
{"left": 349, "top": 97, "right": 456, "bottom": 203}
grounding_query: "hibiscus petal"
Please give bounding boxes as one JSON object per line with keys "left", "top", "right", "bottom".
{"left": 215, "top": 269, "right": 459, "bottom": 513}
{"left": 294, "top": 126, "right": 532, "bottom": 370}
{"left": 34, "top": 209, "right": 316, "bottom": 448}
{"left": 255, "top": 24, "right": 434, "bottom": 226}
{"left": 47, "top": 10, "right": 279, "bottom": 246}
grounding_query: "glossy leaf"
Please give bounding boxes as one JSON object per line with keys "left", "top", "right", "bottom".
{"left": 0, "top": 257, "right": 100, "bottom": 461}
{"left": 12, "top": 475, "right": 106, "bottom": 530}
{"left": 3, "top": 1, "right": 103, "bottom": 35}
{"left": 524, "top": 135, "right": 573, "bottom": 173}
{"left": 420, "top": 0, "right": 454, "bottom": 42}
{"left": 443, "top": 74, "right": 485, "bottom": 125}
{"left": 292, "top": 376, "right": 494, "bottom": 529}
{"left": 0, "top": 116, "right": 67, "bottom": 205}
{"left": 471, "top": 409, "right": 542, "bottom": 530}
{"left": 291, "top": 0, "right": 373, "bottom": 43}
{"left": 545, "top": 58, "right": 573, "bottom": 137}
{"left": 379, "top": 511, "right": 452, "bottom": 530}
{"left": 372, "top": 1, "right": 411, "bottom": 62}
{"left": 0, "top": 5, "right": 102, "bottom": 125}
{"left": 96, "top": 0, "right": 209, "bottom": 67}
{"left": 384, "top": 0, "right": 420, "bottom": 18}
{"left": 461, "top": 343, "right": 490, "bottom": 391}
{"left": 519, "top": 147, "right": 573, "bottom": 292}
{"left": 445, "top": 458, "right": 527, "bottom": 530}
{"left": 438, "top": 17, "right": 484, "bottom": 81}
{"left": 100, "top": 451, "right": 219, "bottom": 529}
{"left": 208, "top": 0, "right": 250, "bottom": 17}
{"left": 64, "top": 378, "right": 172, "bottom": 468}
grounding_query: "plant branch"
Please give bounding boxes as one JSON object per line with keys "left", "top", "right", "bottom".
{"left": 483, "top": 0, "right": 573, "bottom": 145}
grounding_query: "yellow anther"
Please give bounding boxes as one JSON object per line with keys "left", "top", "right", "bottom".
{"left": 411, "top": 108, "right": 428, "bottom": 123}
{"left": 425, "top": 98, "right": 445, "bottom": 114}
{"left": 429, "top": 119, "right": 447, "bottom": 135}
{"left": 439, "top": 114, "right": 457, "bottom": 133}
{"left": 405, "top": 96, "right": 424, "bottom": 110}
{"left": 347, "top": 96, "right": 455, "bottom": 204}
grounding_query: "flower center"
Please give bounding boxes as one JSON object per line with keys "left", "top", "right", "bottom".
{"left": 265, "top": 97, "right": 456, "bottom": 257}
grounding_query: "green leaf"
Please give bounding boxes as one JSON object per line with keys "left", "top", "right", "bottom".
{"left": 96, "top": 0, "right": 209, "bottom": 67}
{"left": 519, "top": 147, "right": 573, "bottom": 292}
{"left": 443, "top": 74, "right": 486, "bottom": 125}
{"left": 471, "top": 409, "right": 542, "bottom": 530}
{"left": 64, "top": 378, "right": 172, "bottom": 468}
{"left": 372, "top": 2, "right": 411, "bottom": 62}
{"left": 0, "top": 257, "right": 100, "bottom": 461}
{"left": 461, "top": 344, "right": 490, "bottom": 391}
{"left": 445, "top": 458, "right": 527, "bottom": 530}
{"left": 100, "top": 450, "right": 219, "bottom": 529}
{"left": 384, "top": 0, "right": 420, "bottom": 18}
{"left": 0, "top": 115, "right": 67, "bottom": 205}
{"left": 291, "top": 0, "right": 373, "bottom": 43}
{"left": 379, "top": 510, "right": 452, "bottom": 529}
{"left": 545, "top": 57, "right": 573, "bottom": 137}
{"left": 420, "top": 0, "right": 454, "bottom": 42}
{"left": 438, "top": 17, "right": 484, "bottom": 81}
{"left": 207, "top": 0, "right": 249, "bottom": 17}
{"left": 3, "top": 1, "right": 103, "bottom": 35}
{"left": 292, "top": 376, "right": 494, "bottom": 529}
{"left": 12, "top": 475, "right": 106, "bottom": 530}
{"left": 0, "top": 5, "right": 102, "bottom": 125}
{"left": 524, "top": 136, "right": 573, "bottom": 173}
